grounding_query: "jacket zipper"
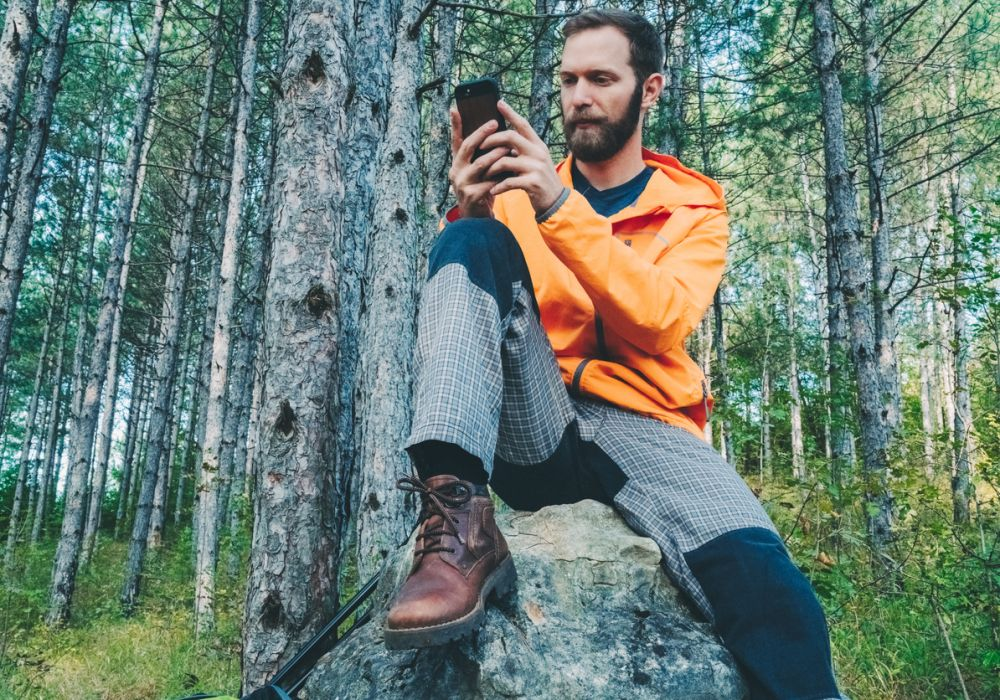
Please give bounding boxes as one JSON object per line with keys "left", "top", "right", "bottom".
{"left": 594, "top": 313, "right": 608, "bottom": 360}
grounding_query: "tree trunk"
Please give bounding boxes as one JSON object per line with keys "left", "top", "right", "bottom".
{"left": 712, "top": 290, "right": 733, "bottom": 465}
{"left": 800, "top": 155, "right": 833, "bottom": 464}
{"left": 332, "top": 0, "right": 399, "bottom": 602}
{"left": 3, "top": 232, "right": 71, "bottom": 568}
{"left": 354, "top": 0, "right": 422, "bottom": 581}
{"left": 812, "top": 0, "right": 895, "bottom": 578}
{"left": 860, "top": 0, "right": 902, "bottom": 449}
{"left": 0, "top": 0, "right": 81, "bottom": 382}
{"left": 32, "top": 328, "right": 68, "bottom": 546}
{"left": 115, "top": 341, "right": 147, "bottom": 538}
{"left": 787, "top": 251, "right": 806, "bottom": 480}
{"left": 47, "top": 0, "right": 167, "bottom": 626}
{"left": 191, "top": 80, "right": 240, "bottom": 547}
{"left": 242, "top": 0, "right": 362, "bottom": 685}
{"left": 82, "top": 234, "right": 134, "bottom": 563}
{"left": 194, "top": 0, "right": 261, "bottom": 634}
{"left": 947, "top": 67, "right": 971, "bottom": 524}
{"left": 226, "top": 118, "right": 276, "bottom": 578}
{"left": 527, "top": 0, "right": 557, "bottom": 141}
{"left": 658, "top": 0, "right": 687, "bottom": 157}
{"left": 30, "top": 211, "right": 84, "bottom": 546}
{"left": 0, "top": 0, "right": 39, "bottom": 209}
{"left": 917, "top": 151, "right": 940, "bottom": 479}
{"left": 123, "top": 0, "right": 222, "bottom": 604}
{"left": 421, "top": 1, "right": 457, "bottom": 241}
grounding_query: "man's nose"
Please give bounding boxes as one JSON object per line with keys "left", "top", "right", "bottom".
{"left": 568, "top": 82, "right": 594, "bottom": 109}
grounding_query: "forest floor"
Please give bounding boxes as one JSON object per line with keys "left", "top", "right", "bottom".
{"left": 0, "top": 476, "right": 997, "bottom": 699}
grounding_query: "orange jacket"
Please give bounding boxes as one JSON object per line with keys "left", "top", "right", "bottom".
{"left": 449, "top": 148, "right": 728, "bottom": 440}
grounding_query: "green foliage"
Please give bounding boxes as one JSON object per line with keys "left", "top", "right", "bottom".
{"left": 0, "top": 536, "right": 244, "bottom": 699}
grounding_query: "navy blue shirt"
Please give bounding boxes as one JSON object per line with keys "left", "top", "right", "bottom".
{"left": 571, "top": 161, "right": 655, "bottom": 218}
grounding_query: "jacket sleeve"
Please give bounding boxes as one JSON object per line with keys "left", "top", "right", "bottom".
{"left": 537, "top": 187, "right": 728, "bottom": 355}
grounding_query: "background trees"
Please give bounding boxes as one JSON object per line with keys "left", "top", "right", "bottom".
{"left": 0, "top": 0, "right": 996, "bottom": 697}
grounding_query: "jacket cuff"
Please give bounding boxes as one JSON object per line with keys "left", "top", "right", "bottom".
{"left": 534, "top": 187, "right": 571, "bottom": 224}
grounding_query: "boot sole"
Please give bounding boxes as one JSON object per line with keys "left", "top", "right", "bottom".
{"left": 383, "top": 554, "right": 517, "bottom": 650}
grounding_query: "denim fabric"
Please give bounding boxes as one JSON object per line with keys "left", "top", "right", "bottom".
{"left": 684, "top": 527, "right": 842, "bottom": 700}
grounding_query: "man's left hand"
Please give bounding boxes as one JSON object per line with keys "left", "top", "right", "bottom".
{"left": 480, "top": 100, "right": 566, "bottom": 215}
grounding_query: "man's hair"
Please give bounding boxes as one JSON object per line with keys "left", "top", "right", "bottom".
{"left": 562, "top": 8, "right": 665, "bottom": 86}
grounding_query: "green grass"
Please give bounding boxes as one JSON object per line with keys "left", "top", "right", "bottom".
{"left": 0, "top": 468, "right": 997, "bottom": 699}
{"left": 0, "top": 531, "right": 242, "bottom": 699}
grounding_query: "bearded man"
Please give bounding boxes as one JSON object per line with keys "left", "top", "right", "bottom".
{"left": 383, "top": 8, "right": 846, "bottom": 700}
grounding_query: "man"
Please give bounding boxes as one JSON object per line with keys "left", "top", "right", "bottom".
{"left": 384, "top": 8, "right": 845, "bottom": 700}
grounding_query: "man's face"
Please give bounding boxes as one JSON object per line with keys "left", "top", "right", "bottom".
{"left": 560, "top": 26, "right": 645, "bottom": 163}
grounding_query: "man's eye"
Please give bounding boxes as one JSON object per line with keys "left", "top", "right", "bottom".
{"left": 594, "top": 76, "right": 611, "bottom": 85}
{"left": 561, "top": 77, "right": 576, "bottom": 86}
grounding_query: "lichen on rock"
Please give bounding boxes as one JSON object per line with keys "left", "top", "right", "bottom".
{"left": 303, "top": 499, "right": 747, "bottom": 699}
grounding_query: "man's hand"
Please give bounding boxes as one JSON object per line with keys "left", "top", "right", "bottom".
{"left": 480, "top": 100, "right": 566, "bottom": 216}
{"left": 448, "top": 108, "right": 510, "bottom": 218}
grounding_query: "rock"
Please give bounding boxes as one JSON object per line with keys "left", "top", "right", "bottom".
{"left": 303, "top": 499, "right": 746, "bottom": 699}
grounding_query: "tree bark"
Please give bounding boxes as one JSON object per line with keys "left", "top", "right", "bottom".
{"left": 226, "top": 119, "right": 276, "bottom": 578}
{"left": 47, "top": 0, "right": 167, "bottom": 626}
{"left": 421, "top": 1, "right": 457, "bottom": 242}
{"left": 800, "top": 154, "right": 834, "bottom": 464}
{"left": 0, "top": 0, "right": 81, "bottom": 382}
{"left": 787, "top": 250, "right": 806, "bottom": 480}
{"left": 658, "top": 0, "right": 687, "bottom": 157}
{"left": 812, "top": 0, "right": 895, "bottom": 578}
{"left": 3, "top": 231, "right": 71, "bottom": 568}
{"left": 82, "top": 233, "right": 135, "bottom": 563}
{"left": 860, "top": 0, "right": 902, "bottom": 448}
{"left": 194, "top": 0, "right": 261, "bottom": 635}
{"left": 527, "top": 0, "right": 557, "bottom": 141}
{"left": 115, "top": 339, "right": 147, "bottom": 539}
{"left": 947, "top": 67, "right": 971, "bottom": 524}
{"left": 354, "top": 0, "right": 422, "bottom": 581}
{"left": 32, "top": 318, "right": 70, "bottom": 546}
{"left": 242, "top": 0, "right": 361, "bottom": 685}
{"left": 0, "top": 0, "right": 39, "bottom": 209}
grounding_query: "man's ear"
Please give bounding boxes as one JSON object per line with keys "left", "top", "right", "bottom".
{"left": 641, "top": 73, "right": 665, "bottom": 110}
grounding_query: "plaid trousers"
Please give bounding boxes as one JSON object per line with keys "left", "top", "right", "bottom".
{"left": 403, "top": 218, "right": 843, "bottom": 700}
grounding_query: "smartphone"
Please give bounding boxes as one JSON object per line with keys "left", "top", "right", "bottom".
{"left": 455, "top": 77, "right": 508, "bottom": 163}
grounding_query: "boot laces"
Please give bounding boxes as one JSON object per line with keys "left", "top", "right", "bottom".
{"left": 396, "top": 475, "right": 473, "bottom": 553}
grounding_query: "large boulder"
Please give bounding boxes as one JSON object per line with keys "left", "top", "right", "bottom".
{"left": 303, "top": 499, "right": 746, "bottom": 699}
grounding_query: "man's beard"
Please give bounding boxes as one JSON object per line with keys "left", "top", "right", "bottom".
{"left": 564, "top": 81, "right": 644, "bottom": 163}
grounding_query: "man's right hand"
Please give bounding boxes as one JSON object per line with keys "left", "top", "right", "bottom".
{"left": 448, "top": 108, "right": 509, "bottom": 219}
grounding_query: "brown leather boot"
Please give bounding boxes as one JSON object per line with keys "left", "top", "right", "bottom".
{"left": 383, "top": 474, "right": 516, "bottom": 650}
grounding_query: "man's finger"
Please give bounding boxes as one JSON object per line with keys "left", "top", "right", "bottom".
{"left": 489, "top": 173, "right": 532, "bottom": 197}
{"left": 480, "top": 129, "right": 534, "bottom": 158}
{"left": 455, "top": 118, "right": 499, "bottom": 165}
{"left": 468, "top": 146, "right": 510, "bottom": 178}
{"left": 483, "top": 155, "right": 530, "bottom": 181}
{"left": 450, "top": 108, "right": 463, "bottom": 158}
{"left": 497, "top": 100, "right": 541, "bottom": 144}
